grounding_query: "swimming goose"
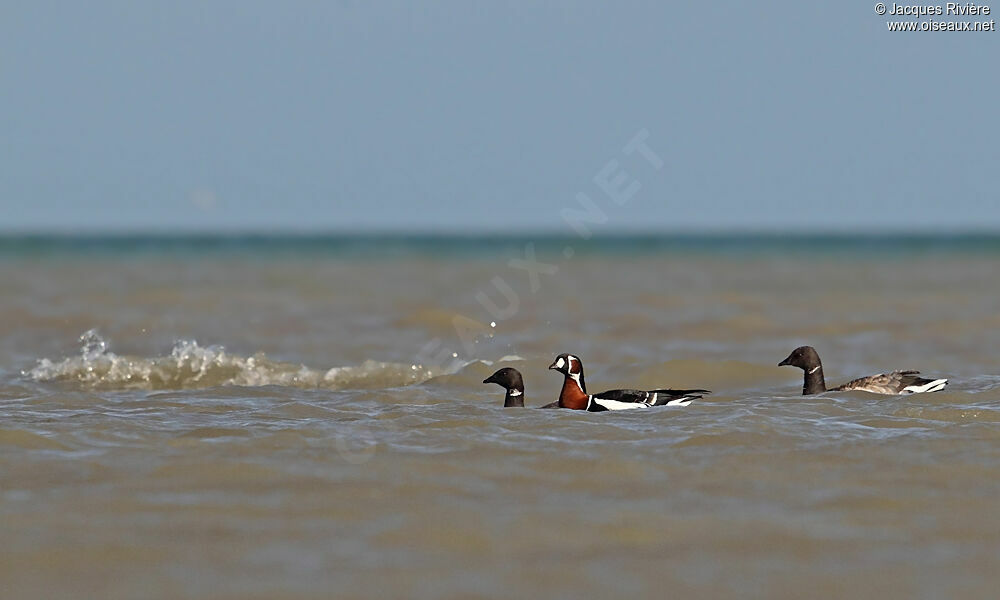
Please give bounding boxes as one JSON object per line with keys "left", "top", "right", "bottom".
{"left": 483, "top": 367, "right": 559, "bottom": 408}
{"left": 778, "top": 346, "right": 948, "bottom": 395}
{"left": 548, "top": 353, "right": 709, "bottom": 411}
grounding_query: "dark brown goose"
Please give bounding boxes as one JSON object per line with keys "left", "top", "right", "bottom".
{"left": 483, "top": 367, "right": 559, "bottom": 408}
{"left": 778, "top": 346, "right": 948, "bottom": 396}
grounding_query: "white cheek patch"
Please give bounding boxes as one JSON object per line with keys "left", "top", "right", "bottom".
{"left": 555, "top": 357, "right": 565, "bottom": 369}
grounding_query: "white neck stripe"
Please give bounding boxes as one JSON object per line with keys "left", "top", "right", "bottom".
{"left": 508, "top": 389, "right": 522, "bottom": 396}
{"left": 808, "top": 366, "right": 821, "bottom": 375}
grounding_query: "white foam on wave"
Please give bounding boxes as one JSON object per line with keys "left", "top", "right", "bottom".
{"left": 25, "top": 329, "right": 467, "bottom": 391}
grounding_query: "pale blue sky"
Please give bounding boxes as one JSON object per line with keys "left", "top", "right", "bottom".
{"left": 1, "top": 2, "right": 997, "bottom": 233}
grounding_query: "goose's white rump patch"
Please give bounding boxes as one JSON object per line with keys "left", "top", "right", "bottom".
{"left": 902, "top": 378, "right": 948, "bottom": 394}
{"left": 664, "top": 397, "right": 695, "bottom": 407}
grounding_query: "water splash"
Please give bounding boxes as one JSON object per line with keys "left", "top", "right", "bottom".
{"left": 25, "top": 330, "right": 457, "bottom": 391}
{"left": 79, "top": 329, "right": 108, "bottom": 362}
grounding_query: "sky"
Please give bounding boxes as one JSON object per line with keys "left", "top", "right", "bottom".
{"left": 1, "top": 2, "right": 997, "bottom": 233}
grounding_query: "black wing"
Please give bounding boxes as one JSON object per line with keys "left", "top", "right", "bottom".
{"left": 591, "top": 388, "right": 709, "bottom": 408}
{"left": 592, "top": 388, "right": 655, "bottom": 404}
{"left": 649, "top": 388, "right": 710, "bottom": 405}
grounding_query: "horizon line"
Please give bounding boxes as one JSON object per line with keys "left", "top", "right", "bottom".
{"left": 2, "top": 226, "right": 1000, "bottom": 238}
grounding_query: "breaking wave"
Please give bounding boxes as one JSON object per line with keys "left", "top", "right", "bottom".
{"left": 25, "top": 330, "right": 460, "bottom": 391}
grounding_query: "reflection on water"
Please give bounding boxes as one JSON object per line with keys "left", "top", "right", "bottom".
{"left": 2, "top": 239, "right": 1000, "bottom": 599}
